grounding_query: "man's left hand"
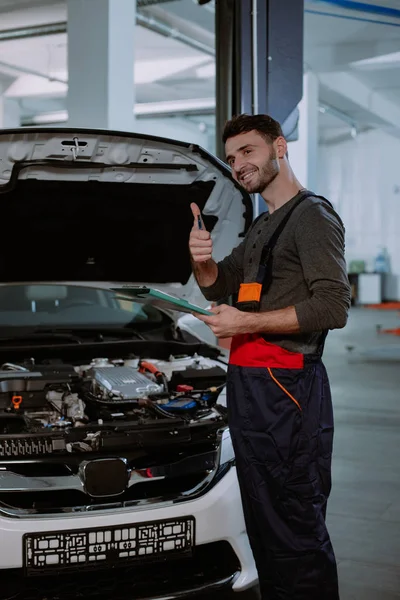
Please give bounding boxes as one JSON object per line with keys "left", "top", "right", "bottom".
{"left": 193, "top": 304, "right": 251, "bottom": 339}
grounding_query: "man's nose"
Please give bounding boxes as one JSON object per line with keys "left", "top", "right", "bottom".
{"left": 233, "top": 158, "right": 245, "bottom": 175}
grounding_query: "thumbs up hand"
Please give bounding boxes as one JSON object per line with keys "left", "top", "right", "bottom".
{"left": 189, "top": 203, "right": 213, "bottom": 263}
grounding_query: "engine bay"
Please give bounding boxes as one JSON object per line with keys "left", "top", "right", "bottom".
{"left": 0, "top": 354, "right": 227, "bottom": 457}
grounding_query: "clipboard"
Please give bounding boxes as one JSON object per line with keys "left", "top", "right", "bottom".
{"left": 111, "top": 286, "right": 214, "bottom": 316}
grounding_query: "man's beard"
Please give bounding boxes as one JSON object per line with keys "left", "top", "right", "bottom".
{"left": 243, "top": 155, "right": 279, "bottom": 194}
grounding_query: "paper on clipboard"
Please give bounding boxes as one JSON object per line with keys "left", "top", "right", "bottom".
{"left": 111, "top": 286, "right": 214, "bottom": 316}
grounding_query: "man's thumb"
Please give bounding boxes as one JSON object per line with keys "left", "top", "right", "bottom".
{"left": 190, "top": 203, "right": 204, "bottom": 229}
{"left": 190, "top": 202, "right": 200, "bottom": 219}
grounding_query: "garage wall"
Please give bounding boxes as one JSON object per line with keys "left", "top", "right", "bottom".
{"left": 318, "top": 129, "right": 400, "bottom": 290}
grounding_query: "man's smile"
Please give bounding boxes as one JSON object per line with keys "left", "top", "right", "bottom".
{"left": 240, "top": 169, "right": 257, "bottom": 183}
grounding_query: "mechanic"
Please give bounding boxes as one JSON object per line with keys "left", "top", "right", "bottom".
{"left": 189, "top": 114, "right": 351, "bottom": 600}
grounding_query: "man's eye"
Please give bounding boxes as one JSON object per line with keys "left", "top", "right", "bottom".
{"left": 244, "top": 149, "right": 251, "bottom": 155}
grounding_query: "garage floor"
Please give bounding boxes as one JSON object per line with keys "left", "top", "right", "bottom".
{"left": 324, "top": 306, "right": 400, "bottom": 600}
{"left": 201, "top": 306, "right": 400, "bottom": 600}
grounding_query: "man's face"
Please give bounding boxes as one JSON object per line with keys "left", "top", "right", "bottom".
{"left": 225, "top": 130, "right": 280, "bottom": 194}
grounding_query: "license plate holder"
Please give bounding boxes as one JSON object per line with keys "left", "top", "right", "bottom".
{"left": 23, "top": 516, "right": 195, "bottom": 576}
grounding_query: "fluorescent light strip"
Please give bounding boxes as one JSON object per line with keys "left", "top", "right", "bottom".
{"left": 23, "top": 98, "right": 216, "bottom": 125}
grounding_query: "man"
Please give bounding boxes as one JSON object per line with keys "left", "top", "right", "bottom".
{"left": 189, "top": 114, "right": 351, "bottom": 599}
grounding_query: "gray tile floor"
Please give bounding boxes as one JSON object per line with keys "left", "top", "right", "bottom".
{"left": 204, "top": 306, "right": 400, "bottom": 599}
{"left": 324, "top": 307, "right": 400, "bottom": 599}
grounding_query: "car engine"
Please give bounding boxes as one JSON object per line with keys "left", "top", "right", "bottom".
{"left": 0, "top": 355, "right": 227, "bottom": 456}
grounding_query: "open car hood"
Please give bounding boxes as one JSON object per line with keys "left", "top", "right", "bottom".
{"left": 0, "top": 128, "right": 253, "bottom": 312}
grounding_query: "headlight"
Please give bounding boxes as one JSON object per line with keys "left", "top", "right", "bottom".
{"left": 218, "top": 427, "right": 235, "bottom": 466}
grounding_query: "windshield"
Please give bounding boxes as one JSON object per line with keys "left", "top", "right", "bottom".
{"left": 0, "top": 284, "right": 169, "bottom": 331}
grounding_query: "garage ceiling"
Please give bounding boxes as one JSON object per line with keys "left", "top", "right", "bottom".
{"left": 0, "top": 0, "right": 400, "bottom": 144}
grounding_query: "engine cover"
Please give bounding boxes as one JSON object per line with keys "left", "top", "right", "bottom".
{"left": 91, "top": 366, "right": 164, "bottom": 402}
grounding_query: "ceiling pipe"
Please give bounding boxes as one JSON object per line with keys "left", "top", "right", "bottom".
{"left": 312, "top": 0, "right": 400, "bottom": 19}
{"left": 0, "top": 22, "right": 66, "bottom": 41}
{"left": 304, "top": 8, "right": 400, "bottom": 26}
{"left": 305, "top": 0, "right": 400, "bottom": 26}
{"left": 138, "top": 0, "right": 180, "bottom": 6}
{"left": 136, "top": 13, "right": 214, "bottom": 56}
{"left": 0, "top": 5, "right": 214, "bottom": 56}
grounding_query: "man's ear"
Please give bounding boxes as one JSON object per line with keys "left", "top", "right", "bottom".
{"left": 275, "top": 136, "right": 288, "bottom": 159}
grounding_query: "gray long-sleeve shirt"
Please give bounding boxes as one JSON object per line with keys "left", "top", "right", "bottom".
{"left": 199, "top": 191, "right": 351, "bottom": 356}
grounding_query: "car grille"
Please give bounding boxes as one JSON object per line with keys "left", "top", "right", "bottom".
{"left": 0, "top": 541, "right": 240, "bottom": 600}
{"left": 0, "top": 473, "right": 207, "bottom": 511}
{"left": 0, "top": 447, "right": 227, "bottom": 516}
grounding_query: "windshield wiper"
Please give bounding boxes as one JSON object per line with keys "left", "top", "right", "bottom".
{"left": 0, "top": 329, "right": 84, "bottom": 344}
{"left": 60, "top": 327, "right": 147, "bottom": 341}
{"left": 0, "top": 327, "right": 146, "bottom": 344}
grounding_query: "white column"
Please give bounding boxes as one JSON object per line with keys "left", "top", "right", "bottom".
{"left": 0, "top": 76, "right": 20, "bottom": 128}
{"left": 2, "top": 99, "right": 21, "bottom": 128}
{"left": 67, "top": 0, "right": 136, "bottom": 131}
{"left": 287, "top": 72, "right": 319, "bottom": 191}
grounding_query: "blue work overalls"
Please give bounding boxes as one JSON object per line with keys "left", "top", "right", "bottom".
{"left": 227, "top": 334, "right": 339, "bottom": 599}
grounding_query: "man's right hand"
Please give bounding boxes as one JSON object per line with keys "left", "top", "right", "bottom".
{"left": 189, "top": 203, "right": 213, "bottom": 263}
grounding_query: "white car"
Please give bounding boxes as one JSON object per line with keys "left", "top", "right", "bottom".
{"left": 0, "top": 128, "right": 258, "bottom": 599}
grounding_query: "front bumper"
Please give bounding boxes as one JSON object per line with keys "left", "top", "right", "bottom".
{"left": 0, "top": 466, "right": 257, "bottom": 599}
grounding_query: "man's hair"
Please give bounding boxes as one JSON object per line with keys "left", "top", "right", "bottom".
{"left": 222, "top": 113, "right": 285, "bottom": 144}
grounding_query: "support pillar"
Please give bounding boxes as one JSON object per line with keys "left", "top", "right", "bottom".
{"left": 215, "top": 0, "right": 253, "bottom": 160}
{"left": 215, "top": 0, "right": 305, "bottom": 215}
{"left": 0, "top": 76, "right": 20, "bottom": 129}
{"left": 287, "top": 72, "right": 319, "bottom": 191}
{"left": 215, "top": 0, "right": 304, "bottom": 156}
{"left": 67, "top": 0, "right": 136, "bottom": 131}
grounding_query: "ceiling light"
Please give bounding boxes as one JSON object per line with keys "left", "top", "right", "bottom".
{"left": 195, "top": 62, "right": 215, "bottom": 79}
{"left": 135, "top": 98, "right": 215, "bottom": 115}
{"left": 134, "top": 56, "right": 207, "bottom": 84}
{"left": 350, "top": 51, "right": 400, "bottom": 71}
{"left": 26, "top": 98, "right": 217, "bottom": 125}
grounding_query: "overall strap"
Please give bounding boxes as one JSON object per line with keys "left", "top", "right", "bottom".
{"left": 255, "top": 190, "right": 327, "bottom": 285}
